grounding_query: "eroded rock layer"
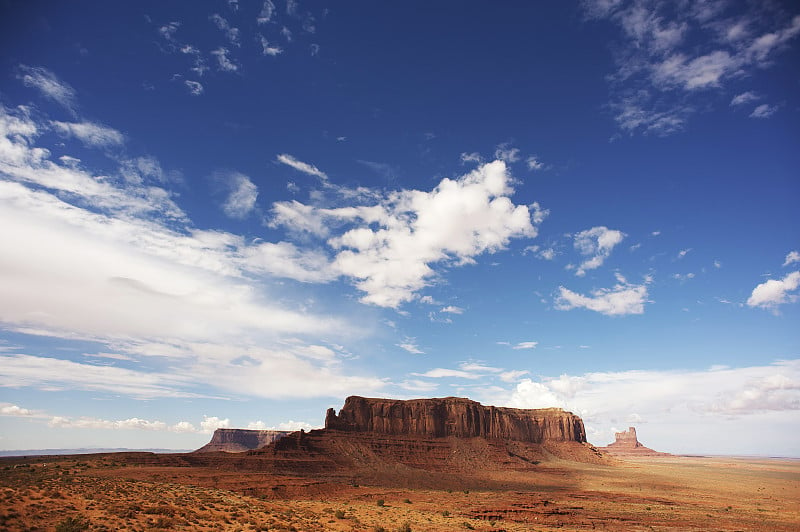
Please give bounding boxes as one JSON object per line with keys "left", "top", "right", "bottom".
{"left": 195, "top": 428, "right": 291, "bottom": 453}
{"left": 324, "top": 396, "right": 586, "bottom": 443}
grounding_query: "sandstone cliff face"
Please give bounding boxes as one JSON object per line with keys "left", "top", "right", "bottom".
{"left": 324, "top": 396, "right": 586, "bottom": 444}
{"left": 195, "top": 428, "right": 291, "bottom": 453}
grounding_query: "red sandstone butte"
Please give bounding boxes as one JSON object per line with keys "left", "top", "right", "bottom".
{"left": 195, "top": 428, "right": 291, "bottom": 453}
{"left": 599, "top": 426, "right": 669, "bottom": 457}
{"left": 324, "top": 395, "right": 587, "bottom": 443}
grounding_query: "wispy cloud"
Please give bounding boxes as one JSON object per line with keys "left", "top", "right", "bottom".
{"left": 571, "top": 226, "right": 625, "bottom": 276}
{"left": 219, "top": 171, "right": 258, "bottom": 219}
{"left": 51, "top": 120, "right": 124, "bottom": 147}
{"left": 257, "top": 0, "right": 276, "bottom": 24}
{"left": 783, "top": 251, "right": 800, "bottom": 267}
{"left": 512, "top": 341, "right": 538, "bottom": 350}
{"left": 276, "top": 153, "right": 329, "bottom": 181}
{"left": 17, "top": 65, "right": 77, "bottom": 113}
{"left": 397, "top": 339, "right": 424, "bottom": 354}
{"left": 585, "top": 1, "right": 800, "bottom": 134}
{"left": 184, "top": 80, "right": 204, "bottom": 96}
{"left": 750, "top": 103, "right": 778, "bottom": 119}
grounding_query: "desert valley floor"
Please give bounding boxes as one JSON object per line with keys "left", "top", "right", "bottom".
{"left": 1, "top": 451, "right": 799, "bottom": 531}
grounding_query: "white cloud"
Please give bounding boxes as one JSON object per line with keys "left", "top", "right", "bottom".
{"left": 51, "top": 120, "right": 124, "bottom": 147}
{"left": 677, "top": 248, "right": 691, "bottom": 258}
{"left": 512, "top": 341, "right": 538, "bottom": 350}
{"left": 440, "top": 305, "right": 464, "bottom": 314}
{"left": 0, "top": 403, "right": 38, "bottom": 417}
{"left": 397, "top": 339, "right": 424, "bottom": 354}
{"left": 413, "top": 368, "right": 480, "bottom": 379}
{"left": 747, "top": 271, "right": 800, "bottom": 310}
{"left": 460, "top": 152, "right": 483, "bottom": 164}
{"left": 672, "top": 272, "right": 695, "bottom": 281}
{"left": 220, "top": 171, "right": 258, "bottom": 219}
{"left": 494, "top": 143, "right": 520, "bottom": 163}
{"left": 0, "top": 102, "right": 387, "bottom": 403}
{"left": 526, "top": 155, "right": 545, "bottom": 171}
{"left": 0, "top": 354, "right": 200, "bottom": 399}
{"left": 586, "top": 3, "right": 800, "bottom": 135}
{"left": 572, "top": 226, "right": 625, "bottom": 276}
{"left": 247, "top": 419, "right": 316, "bottom": 431}
{"left": 325, "top": 161, "right": 540, "bottom": 307}
{"left": 276, "top": 153, "right": 328, "bottom": 181}
{"left": 556, "top": 275, "right": 649, "bottom": 315}
{"left": 210, "top": 14, "right": 240, "bottom": 47}
{"left": 158, "top": 21, "right": 181, "bottom": 42}
{"left": 750, "top": 103, "right": 778, "bottom": 118}
{"left": 258, "top": 0, "right": 276, "bottom": 24}
{"left": 17, "top": 65, "right": 77, "bottom": 113}
{"left": 492, "top": 359, "right": 800, "bottom": 454}
{"left": 259, "top": 35, "right": 283, "bottom": 56}
{"left": 730, "top": 91, "right": 760, "bottom": 106}
{"left": 211, "top": 47, "right": 238, "bottom": 72}
{"left": 185, "top": 80, "right": 204, "bottom": 95}
{"left": 783, "top": 251, "right": 800, "bottom": 267}
{"left": 200, "top": 415, "right": 230, "bottom": 433}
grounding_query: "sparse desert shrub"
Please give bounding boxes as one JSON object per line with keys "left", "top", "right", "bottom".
{"left": 396, "top": 523, "right": 412, "bottom": 532}
{"left": 462, "top": 522, "right": 474, "bottom": 530}
{"left": 403, "top": 498, "right": 411, "bottom": 504}
{"left": 441, "top": 510, "right": 450, "bottom": 516}
{"left": 153, "top": 516, "right": 176, "bottom": 529}
{"left": 373, "top": 527, "right": 386, "bottom": 532}
{"left": 55, "top": 515, "right": 90, "bottom": 532}
{"left": 334, "top": 509, "right": 346, "bottom": 519}
{"left": 377, "top": 499, "right": 385, "bottom": 507}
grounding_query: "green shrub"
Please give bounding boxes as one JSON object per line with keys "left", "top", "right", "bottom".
{"left": 334, "top": 509, "right": 346, "bottom": 519}
{"left": 376, "top": 499, "right": 385, "bottom": 507}
{"left": 396, "top": 523, "right": 412, "bottom": 532}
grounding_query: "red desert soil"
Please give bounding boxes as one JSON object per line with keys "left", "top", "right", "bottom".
{"left": 1, "top": 397, "right": 797, "bottom": 530}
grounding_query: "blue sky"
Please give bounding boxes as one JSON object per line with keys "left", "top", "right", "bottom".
{"left": 1, "top": 0, "right": 798, "bottom": 456}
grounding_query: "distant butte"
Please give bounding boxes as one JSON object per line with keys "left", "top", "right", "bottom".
{"left": 598, "top": 426, "right": 670, "bottom": 457}
{"left": 194, "top": 428, "right": 291, "bottom": 453}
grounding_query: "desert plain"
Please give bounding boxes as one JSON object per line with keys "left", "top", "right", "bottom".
{"left": 1, "top": 448, "right": 799, "bottom": 531}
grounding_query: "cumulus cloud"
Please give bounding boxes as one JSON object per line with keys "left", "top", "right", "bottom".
{"left": 220, "top": 171, "right": 258, "bottom": 219}
{"left": 51, "top": 120, "right": 124, "bottom": 147}
{"left": 17, "top": 65, "right": 77, "bottom": 113}
{"left": 556, "top": 274, "right": 650, "bottom": 315}
{"left": 482, "top": 359, "right": 800, "bottom": 454}
{"left": 494, "top": 143, "right": 520, "bottom": 163}
{"left": 276, "top": 153, "right": 328, "bottom": 181}
{"left": 572, "top": 226, "right": 625, "bottom": 276}
{"left": 200, "top": 415, "right": 230, "bottom": 433}
{"left": 326, "top": 161, "right": 540, "bottom": 307}
{"left": 747, "top": 271, "right": 800, "bottom": 310}
{"left": 440, "top": 305, "right": 464, "bottom": 314}
{"left": 0, "top": 403, "right": 38, "bottom": 417}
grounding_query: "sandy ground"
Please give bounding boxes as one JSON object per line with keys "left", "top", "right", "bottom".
{"left": 0, "top": 453, "right": 798, "bottom": 531}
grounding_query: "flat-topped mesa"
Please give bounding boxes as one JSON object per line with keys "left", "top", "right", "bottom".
{"left": 324, "top": 396, "right": 586, "bottom": 443}
{"left": 195, "top": 428, "right": 291, "bottom": 453}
